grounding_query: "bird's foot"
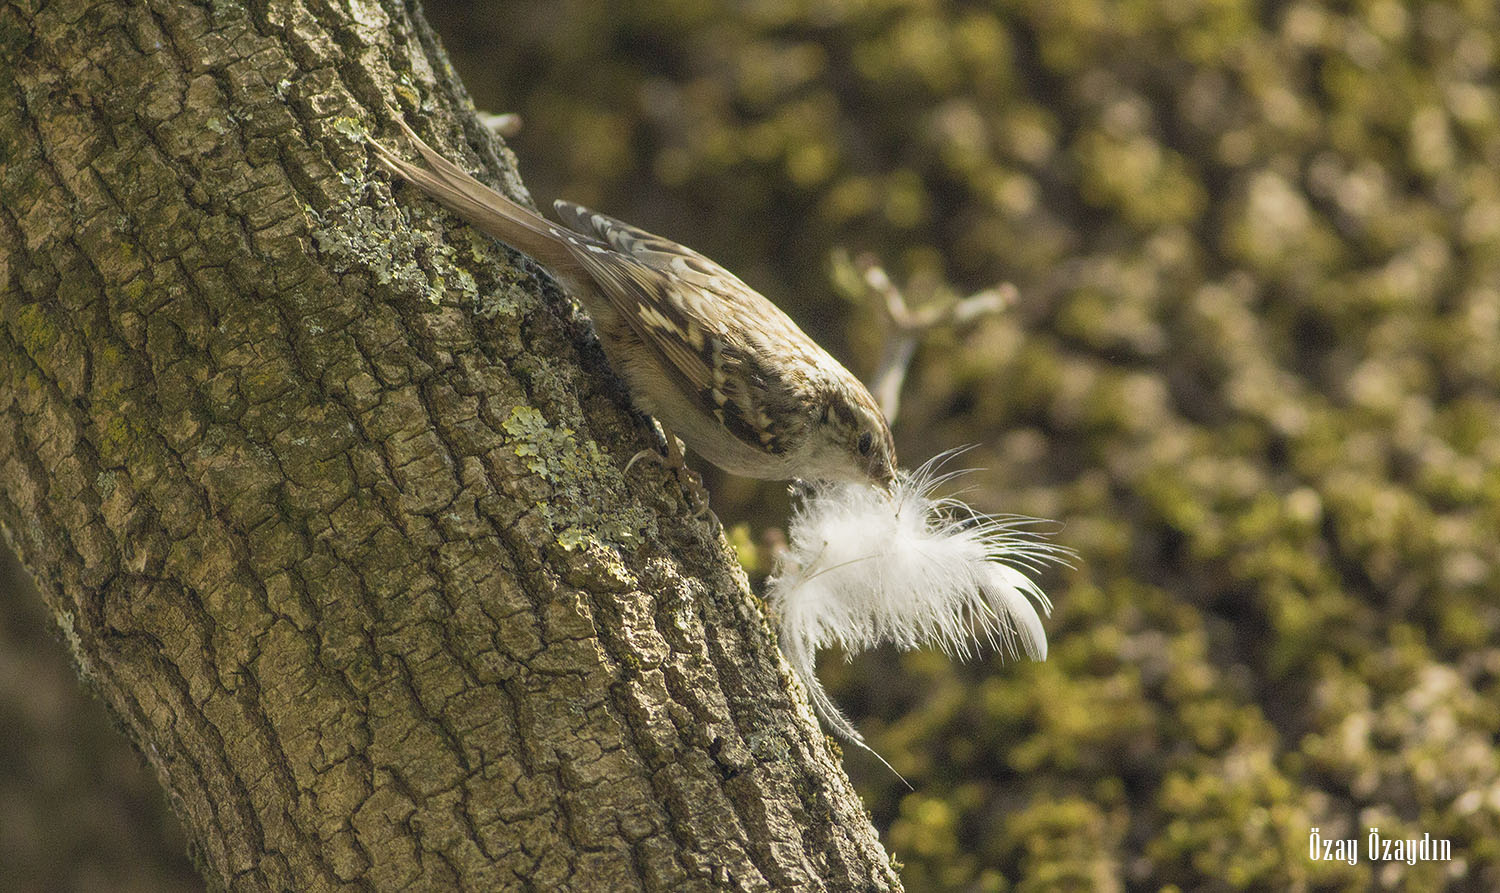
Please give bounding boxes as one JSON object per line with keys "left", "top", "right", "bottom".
{"left": 626, "top": 434, "right": 712, "bottom": 520}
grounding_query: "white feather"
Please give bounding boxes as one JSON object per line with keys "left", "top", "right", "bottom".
{"left": 768, "top": 454, "right": 1069, "bottom": 770}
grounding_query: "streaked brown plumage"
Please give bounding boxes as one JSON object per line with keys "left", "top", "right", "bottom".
{"left": 371, "top": 119, "right": 895, "bottom": 488}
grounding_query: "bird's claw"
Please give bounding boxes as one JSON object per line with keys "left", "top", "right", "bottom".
{"left": 626, "top": 436, "right": 713, "bottom": 520}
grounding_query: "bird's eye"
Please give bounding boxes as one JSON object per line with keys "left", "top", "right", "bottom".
{"left": 858, "top": 432, "right": 874, "bottom": 455}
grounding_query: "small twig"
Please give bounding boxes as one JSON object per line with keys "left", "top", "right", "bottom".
{"left": 832, "top": 249, "right": 1016, "bottom": 424}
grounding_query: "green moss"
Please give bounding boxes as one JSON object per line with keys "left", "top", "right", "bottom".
{"left": 13, "top": 303, "right": 56, "bottom": 357}
{"left": 96, "top": 415, "right": 137, "bottom": 465}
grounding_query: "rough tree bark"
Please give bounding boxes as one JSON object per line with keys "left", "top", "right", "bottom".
{"left": 0, "top": 0, "right": 900, "bottom": 889}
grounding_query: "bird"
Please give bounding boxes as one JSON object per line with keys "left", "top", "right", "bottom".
{"left": 370, "top": 118, "right": 896, "bottom": 497}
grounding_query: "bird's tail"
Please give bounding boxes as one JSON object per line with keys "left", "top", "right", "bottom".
{"left": 370, "top": 118, "right": 582, "bottom": 275}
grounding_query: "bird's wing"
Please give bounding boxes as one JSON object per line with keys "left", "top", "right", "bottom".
{"left": 567, "top": 242, "right": 801, "bottom": 455}
{"left": 375, "top": 125, "right": 812, "bottom": 455}
{"left": 553, "top": 200, "right": 750, "bottom": 297}
{"left": 553, "top": 201, "right": 830, "bottom": 454}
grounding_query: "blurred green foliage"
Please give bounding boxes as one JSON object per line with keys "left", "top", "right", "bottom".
{"left": 429, "top": 0, "right": 1500, "bottom": 887}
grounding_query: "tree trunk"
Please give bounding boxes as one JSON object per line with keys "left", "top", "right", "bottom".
{"left": 0, "top": 0, "right": 899, "bottom": 889}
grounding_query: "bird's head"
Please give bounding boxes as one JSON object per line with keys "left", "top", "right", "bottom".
{"left": 804, "top": 380, "right": 897, "bottom": 489}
